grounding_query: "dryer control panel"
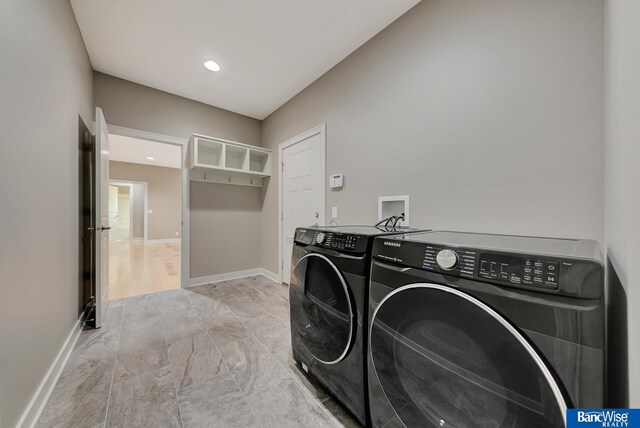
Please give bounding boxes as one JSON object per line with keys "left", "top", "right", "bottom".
{"left": 376, "top": 240, "right": 560, "bottom": 290}
{"left": 478, "top": 254, "right": 558, "bottom": 288}
{"left": 372, "top": 232, "right": 604, "bottom": 298}
{"left": 294, "top": 229, "right": 368, "bottom": 253}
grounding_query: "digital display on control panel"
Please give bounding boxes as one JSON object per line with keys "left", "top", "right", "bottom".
{"left": 315, "top": 232, "right": 358, "bottom": 250}
{"left": 479, "top": 254, "right": 559, "bottom": 288}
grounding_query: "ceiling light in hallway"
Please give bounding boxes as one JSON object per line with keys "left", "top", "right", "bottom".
{"left": 204, "top": 60, "right": 220, "bottom": 72}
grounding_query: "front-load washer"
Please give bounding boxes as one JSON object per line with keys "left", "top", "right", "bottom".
{"left": 289, "top": 225, "right": 428, "bottom": 426}
{"left": 368, "top": 231, "right": 605, "bottom": 428}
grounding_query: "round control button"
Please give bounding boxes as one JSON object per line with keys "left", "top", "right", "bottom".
{"left": 436, "top": 249, "right": 458, "bottom": 270}
{"left": 317, "top": 232, "right": 326, "bottom": 244}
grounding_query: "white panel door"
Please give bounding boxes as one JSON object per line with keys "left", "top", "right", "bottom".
{"left": 95, "top": 107, "right": 110, "bottom": 328}
{"left": 281, "top": 130, "right": 325, "bottom": 284}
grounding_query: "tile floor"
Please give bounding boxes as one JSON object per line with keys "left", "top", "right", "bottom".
{"left": 37, "top": 276, "right": 361, "bottom": 428}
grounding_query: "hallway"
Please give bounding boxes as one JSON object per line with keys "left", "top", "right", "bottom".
{"left": 109, "top": 240, "right": 181, "bottom": 300}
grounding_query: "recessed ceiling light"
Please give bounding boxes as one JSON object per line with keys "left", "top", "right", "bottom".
{"left": 146, "top": 156, "right": 155, "bottom": 160}
{"left": 204, "top": 60, "right": 221, "bottom": 72}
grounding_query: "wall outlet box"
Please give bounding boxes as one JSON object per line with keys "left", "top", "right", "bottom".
{"left": 378, "top": 195, "right": 410, "bottom": 227}
{"left": 147, "top": 209, "right": 153, "bottom": 214}
{"left": 329, "top": 174, "right": 343, "bottom": 189}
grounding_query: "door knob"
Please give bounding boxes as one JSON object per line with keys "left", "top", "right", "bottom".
{"left": 99, "top": 226, "right": 112, "bottom": 231}
{"left": 314, "top": 212, "right": 319, "bottom": 218}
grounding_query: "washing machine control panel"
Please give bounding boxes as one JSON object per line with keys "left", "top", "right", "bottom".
{"left": 294, "top": 229, "right": 366, "bottom": 253}
{"left": 478, "top": 254, "right": 559, "bottom": 289}
{"left": 318, "top": 232, "right": 359, "bottom": 250}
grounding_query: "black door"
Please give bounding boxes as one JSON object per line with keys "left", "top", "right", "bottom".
{"left": 290, "top": 252, "right": 355, "bottom": 364}
{"left": 370, "top": 283, "right": 568, "bottom": 428}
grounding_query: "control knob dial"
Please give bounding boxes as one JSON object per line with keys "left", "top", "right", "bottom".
{"left": 436, "top": 249, "right": 458, "bottom": 270}
{"left": 316, "top": 232, "right": 326, "bottom": 244}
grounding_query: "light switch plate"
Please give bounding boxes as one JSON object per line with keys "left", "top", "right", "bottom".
{"left": 332, "top": 206, "right": 338, "bottom": 219}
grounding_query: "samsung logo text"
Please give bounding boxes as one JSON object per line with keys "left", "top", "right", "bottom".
{"left": 383, "top": 241, "right": 401, "bottom": 247}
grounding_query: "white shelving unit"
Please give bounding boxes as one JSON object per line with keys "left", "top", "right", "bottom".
{"left": 190, "top": 134, "right": 272, "bottom": 187}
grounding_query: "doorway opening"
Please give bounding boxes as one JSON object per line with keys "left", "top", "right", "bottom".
{"left": 108, "top": 133, "right": 183, "bottom": 299}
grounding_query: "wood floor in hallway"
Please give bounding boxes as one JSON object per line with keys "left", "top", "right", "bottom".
{"left": 109, "top": 240, "right": 181, "bottom": 299}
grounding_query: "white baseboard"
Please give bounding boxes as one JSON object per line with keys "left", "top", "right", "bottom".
{"left": 258, "top": 268, "right": 280, "bottom": 283}
{"left": 186, "top": 268, "right": 281, "bottom": 288}
{"left": 186, "top": 268, "right": 263, "bottom": 287}
{"left": 145, "top": 238, "right": 181, "bottom": 244}
{"left": 17, "top": 315, "right": 84, "bottom": 428}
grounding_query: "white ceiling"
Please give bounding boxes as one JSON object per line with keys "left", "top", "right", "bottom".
{"left": 109, "top": 135, "right": 181, "bottom": 169}
{"left": 70, "top": 0, "right": 420, "bottom": 119}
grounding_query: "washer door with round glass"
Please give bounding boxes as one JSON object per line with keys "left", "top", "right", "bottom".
{"left": 290, "top": 253, "right": 355, "bottom": 364}
{"left": 370, "top": 284, "right": 568, "bottom": 428}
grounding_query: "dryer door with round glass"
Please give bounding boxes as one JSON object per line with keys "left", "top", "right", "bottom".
{"left": 290, "top": 253, "right": 355, "bottom": 364}
{"left": 370, "top": 283, "right": 568, "bottom": 428}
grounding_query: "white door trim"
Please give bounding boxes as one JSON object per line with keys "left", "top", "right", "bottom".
{"left": 107, "top": 125, "right": 190, "bottom": 288}
{"left": 109, "top": 180, "right": 149, "bottom": 241}
{"left": 278, "top": 123, "right": 326, "bottom": 284}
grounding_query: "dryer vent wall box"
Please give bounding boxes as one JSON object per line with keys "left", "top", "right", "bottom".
{"left": 329, "top": 174, "right": 343, "bottom": 189}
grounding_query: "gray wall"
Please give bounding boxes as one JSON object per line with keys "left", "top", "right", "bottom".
{"left": 94, "top": 72, "right": 263, "bottom": 278}
{"left": 0, "top": 1, "right": 94, "bottom": 426}
{"left": 260, "top": 0, "right": 605, "bottom": 274}
{"left": 190, "top": 182, "right": 262, "bottom": 278}
{"left": 110, "top": 162, "right": 181, "bottom": 240}
{"left": 605, "top": 0, "right": 640, "bottom": 406}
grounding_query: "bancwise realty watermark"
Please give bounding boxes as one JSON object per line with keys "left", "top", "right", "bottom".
{"left": 567, "top": 409, "right": 639, "bottom": 427}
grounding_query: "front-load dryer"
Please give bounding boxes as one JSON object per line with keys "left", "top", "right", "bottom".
{"left": 368, "top": 231, "right": 605, "bottom": 428}
{"left": 289, "top": 225, "right": 428, "bottom": 426}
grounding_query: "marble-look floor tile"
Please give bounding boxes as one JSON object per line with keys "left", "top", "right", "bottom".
{"left": 185, "top": 285, "right": 231, "bottom": 317}
{"left": 244, "top": 313, "right": 288, "bottom": 336}
{"left": 223, "top": 296, "right": 269, "bottom": 321}
{"left": 101, "top": 304, "right": 124, "bottom": 330}
{"left": 71, "top": 327, "right": 120, "bottom": 362}
{"left": 161, "top": 308, "right": 206, "bottom": 345}
{"left": 205, "top": 312, "right": 251, "bottom": 346}
{"left": 168, "top": 332, "right": 226, "bottom": 390}
{"left": 258, "top": 326, "right": 292, "bottom": 365}
{"left": 209, "top": 279, "right": 238, "bottom": 291}
{"left": 177, "top": 371, "right": 258, "bottom": 428}
{"left": 123, "top": 289, "right": 192, "bottom": 317}
{"left": 319, "top": 397, "right": 362, "bottom": 427}
{"left": 256, "top": 279, "right": 290, "bottom": 299}
{"left": 121, "top": 306, "right": 166, "bottom": 332}
{"left": 211, "top": 284, "right": 247, "bottom": 301}
{"left": 109, "top": 298, "right": 126, "bottom": 308}
{"left": 246, "top": 377, "right": 335, "bottom": 428}
{"left": 286, "top": 359, "right": 330, "bottom": 403}
{"left": 219, "top": 336, "right": 289, "bottom": 396}
{"left": 106, "top": 366, "right": 181, "bottom": 428}
{"left": 245, "top": 314, "right": 291, "bottom": 360}
{"left": 113, "top": 324, "right": 169, "bottom": 383}
{"left": 259, "top": 292, "right": 290, "bottom": 322}
{"left": 37, "top": 328, "right": 119, "bottom": 428}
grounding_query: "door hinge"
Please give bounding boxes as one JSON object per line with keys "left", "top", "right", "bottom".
{"left": 281, "top": 162, "right": 284, "bottom": 172}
